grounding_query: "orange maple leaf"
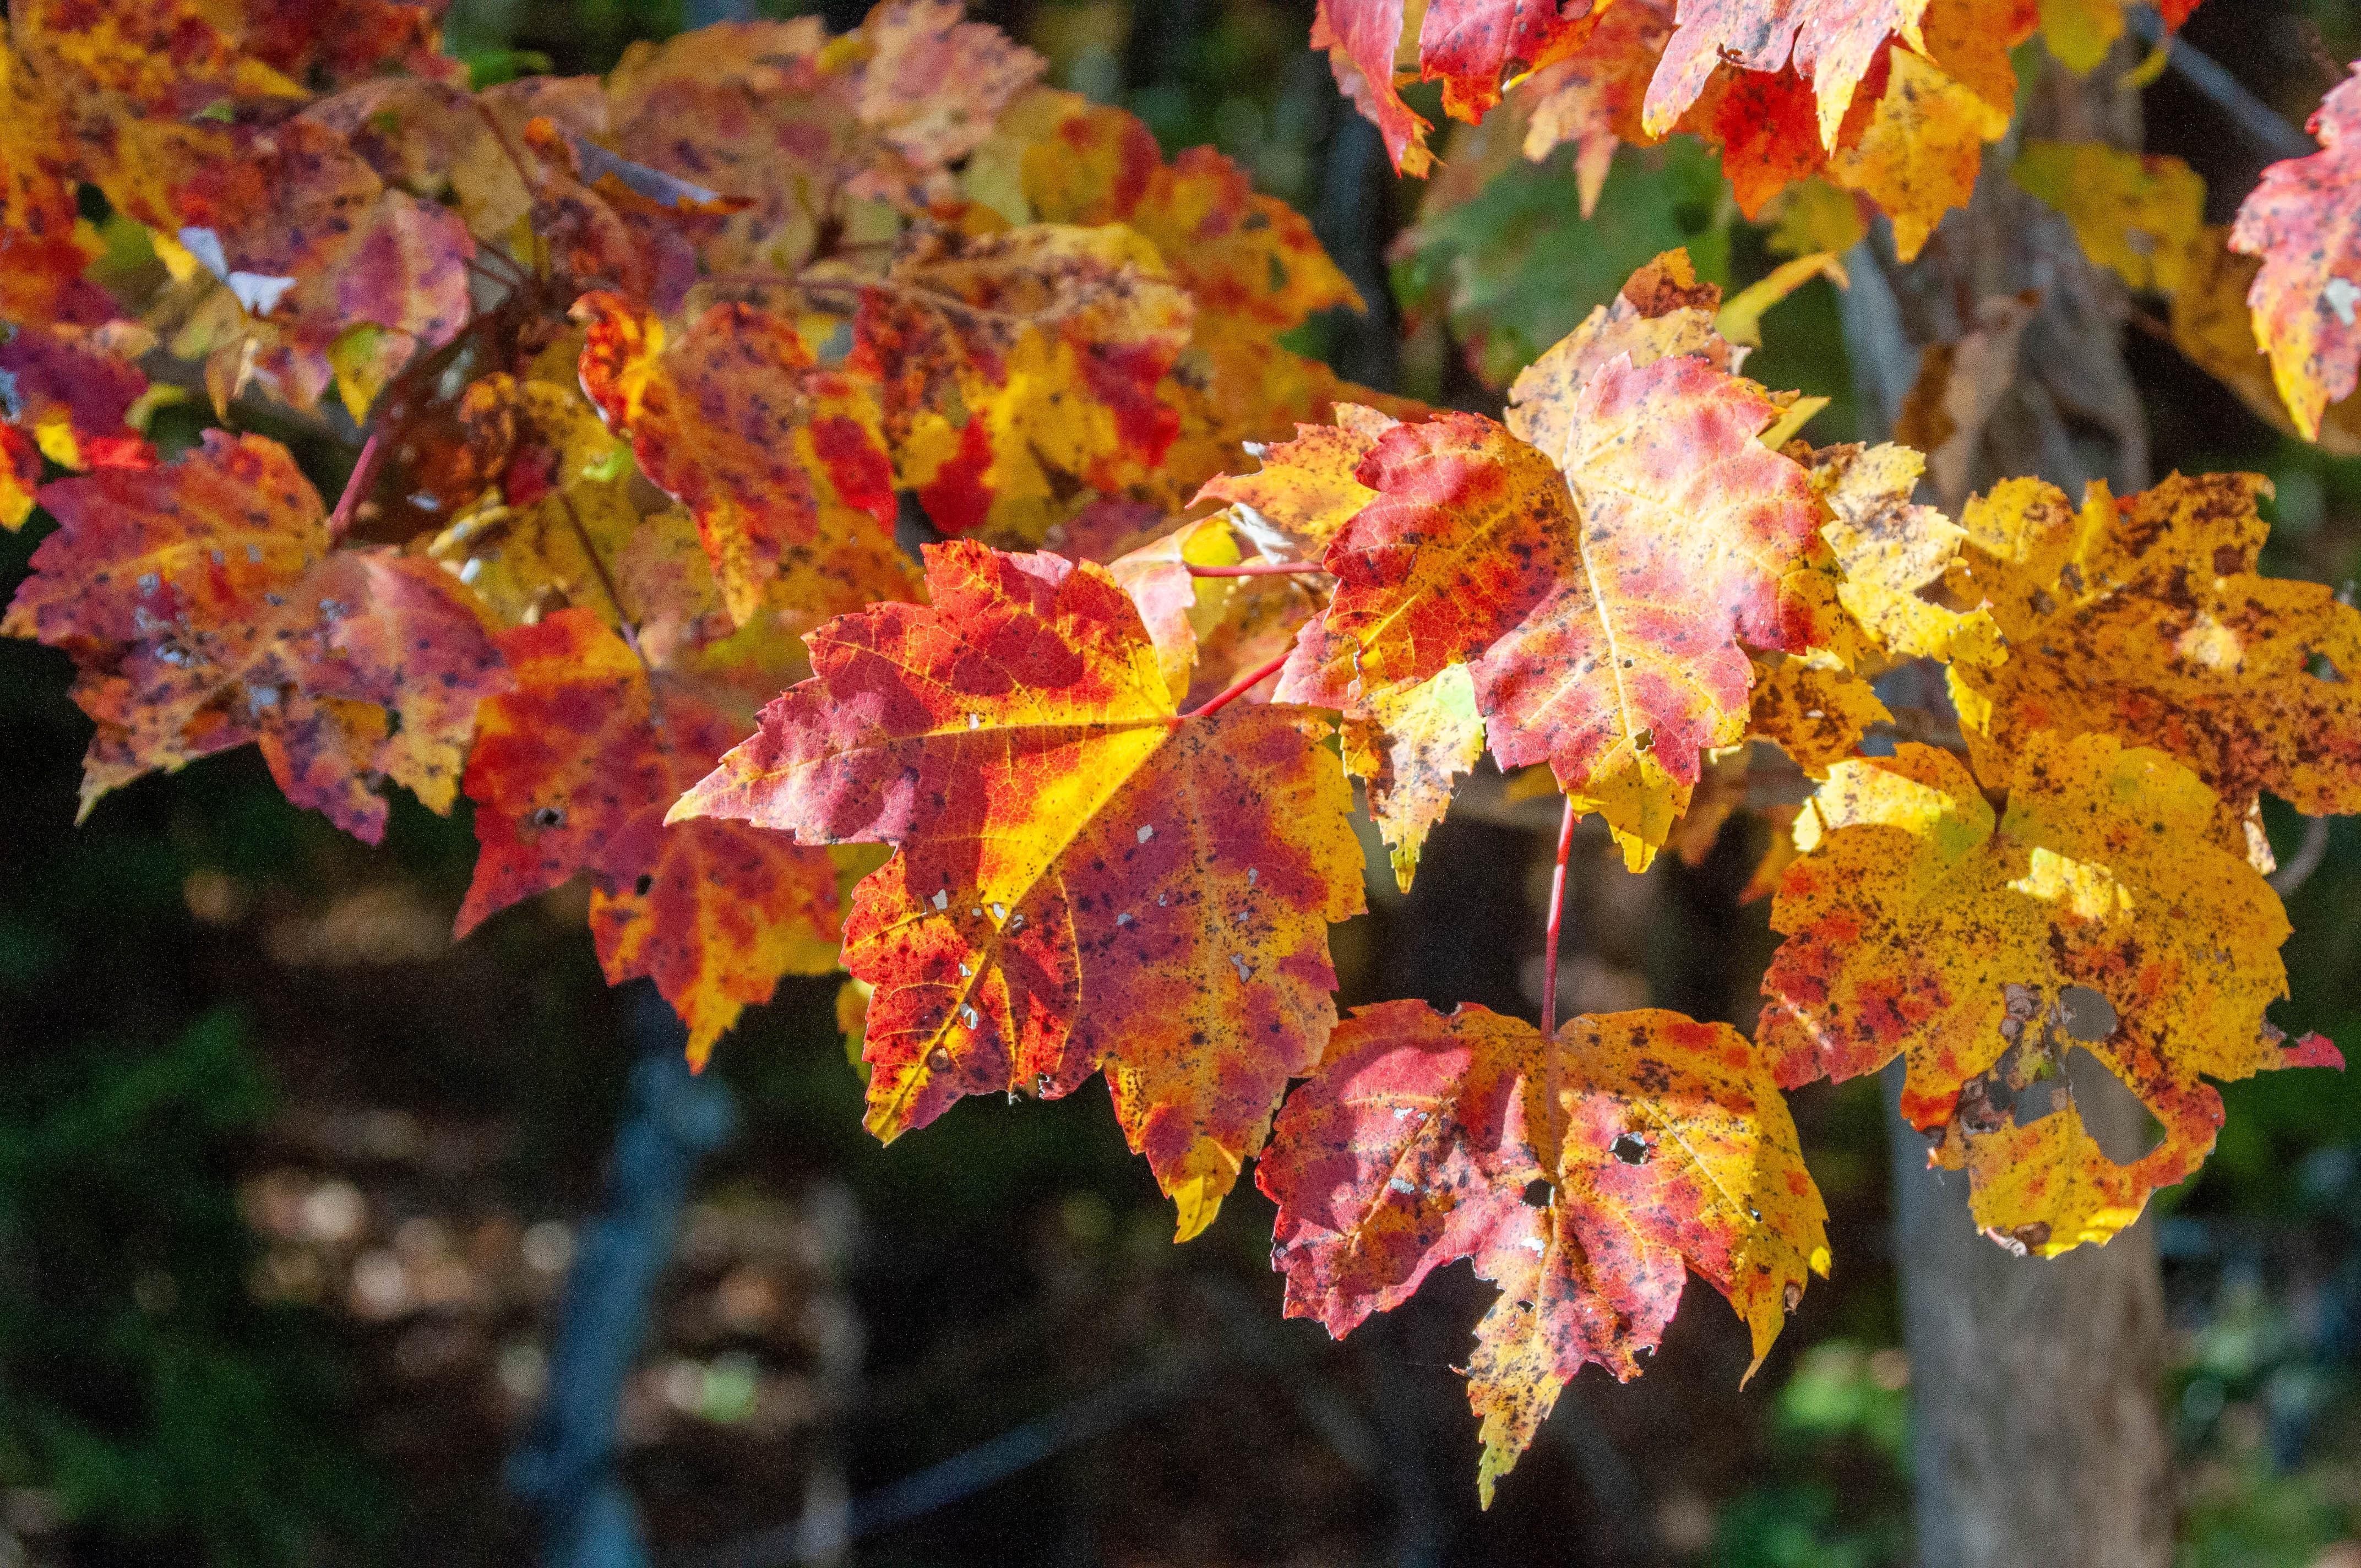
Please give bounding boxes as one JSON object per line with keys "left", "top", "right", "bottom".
{"left": 672, "top": 540, "right": 1366, "bottom": 1239}
{"left": 455, "top": 609, "right": 841, "bottom": 1067}
{"left": 1261, "top": 999, "right": 1829, "bottom": 1503}
{"left": 575, "top": 291, "right": 915, "bottom": 627}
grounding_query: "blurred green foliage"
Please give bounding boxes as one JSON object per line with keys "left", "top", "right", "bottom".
{"left": 0, "top": 1014, "right": 379, "bottom": 1565}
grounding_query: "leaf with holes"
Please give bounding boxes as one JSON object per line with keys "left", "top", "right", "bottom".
{"left": 1759, "top": 733, "right": 2338, "bottom": 1253}
{"left": 1261, "top": 999, "right": 1829, "bottom": 1504}
{"left": 671, "top": 540, "right": 1366, "bottom": 1238}
{"left": 1945, "top": 472, "right": 2361, "bottom": 825}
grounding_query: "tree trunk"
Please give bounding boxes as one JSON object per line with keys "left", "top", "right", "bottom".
{"left": 1838, "top": 46, "right": 2173, "bottom": 1568}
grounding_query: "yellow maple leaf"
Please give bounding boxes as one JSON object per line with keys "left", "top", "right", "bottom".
{"left": 1947, "top": 471, "right": 2361, "bottom": 823}
{"left": 1762, "top": 733, "right": 2338, "bottom": 1253}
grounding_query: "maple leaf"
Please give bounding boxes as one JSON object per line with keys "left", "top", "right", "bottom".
{"left": 1521, "top": 0, "right": 1675, "bottom": 216}
{"left": 1760, "top": 733, "right": 2337, "bottom": 1253}
{"left": 0, "top": 41, "right": 112, "bottom": 329}
{"left": 1819, "top": 25, "right": 2011, "bottom": 261}
{"left": 1798, "top": 440, "right": 1996, "bottom": 663}
{"left": 455, "top": 610, "right": 840, "bottom": 1066}
{"left": 2037, "top": 0, "right": 2201, "bottom": 75}
{"left": 851, "top": 223, "right": 1193, "bottom": 541}
{"left": 1311, "top": 0, "right": 1439, "bottom": 178}
{"left": 0, "top": 323, "right": 158, "bottom": 530}
{"left": 421, "top": 374, "right": 644, "bottom": 630}
{"left": 2014, "top": 141, "right": 2206, "bottom": 296}
{"left": 575, "top": 291, "right": 916, "bottom": 627}
{"left": 1644, "top": 0, "right": 1928, "bottom": 154}
{"left": 2228, "top": 62, "right": 2361, "bottom": 443}
{"left": 1193, "top": 404, "right": 1398, "bottom": 552}
{"left": 2170, "top": 226, "right": 2361, "bottom": 454}
{"left": 1944, "top": 472, "right": 2361, "bottom": 823}
{"left": 1344, "top": 667, "right": 1489, "bottom": 891}
{"left": 835, "top": 0, "right": 1047, "bottom": 170}
{"left": 1193, "top": 410, "right": 1479, "bottom": 889}
{"left": 1260, "top": 999, "right": 1829, "bottom": 1502}
{"left": 670, "top": 540, "right": 1366, "bottom": 1239}
{"left": 3, "top": 431, "right": 505, "bottom": 841}
{"left": 1748, "top": 656, "right": 1890, "bottom": 775}
{"left": 1279, "top": 349, "right": 1825, "bottom": 868}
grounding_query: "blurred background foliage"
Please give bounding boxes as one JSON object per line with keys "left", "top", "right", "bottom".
{"left": 8, "top": 0, "right": 2361, "bottom": 1565}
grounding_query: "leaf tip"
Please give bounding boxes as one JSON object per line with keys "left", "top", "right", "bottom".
{"left": 1170, "top": 1175, "right": 1223, "bottom": 1243}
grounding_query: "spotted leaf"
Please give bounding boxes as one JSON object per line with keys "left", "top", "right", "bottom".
{"left": 671, "top": 540, "right": 1366, "bottom": 1238}
{"left": 1760, "top": 734, "right": 2338, "bottom": 1253}
{"left": 1261, "top": 999, "right": 1829, "bottom": 1503}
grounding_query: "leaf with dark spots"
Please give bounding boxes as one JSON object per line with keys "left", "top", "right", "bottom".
{"left": 455, "top": 610, "right": 840, "bottom": 1066}
{"left": 576, "top": 291, "right": 917, "bottom": 628}
{"left": 1761, "top": 733, "right": 2338, "bottom": 1253}
{"left": 671, "top": 540, "right": 1366, "bottom": 1239}
{"left": 3, "top": 431, "right": 505, "bottom": 841}
{"left": 1260, "top": 999, "right": 1827, "bottom": 1503}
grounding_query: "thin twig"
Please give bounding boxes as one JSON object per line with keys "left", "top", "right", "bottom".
{"left": 326, "top": 428, "right": 385, "bottom": 538}
{"left": 1184, "top": 560, "right": 1328, "bottom": 578}
{"left": 1538, "top": 793, "right": 1577, "bottom": 1033}
{"left": 1180, "top": 648, "right": 1290, "bottom": 718}
{"left": 2128, "top": 11, "right": 2318, "bottom": 161}
{"left": 2270, "top": 814, "right": 2333, "bottom": 897}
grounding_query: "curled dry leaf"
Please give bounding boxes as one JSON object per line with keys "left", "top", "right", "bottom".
{"left": 671, "top": 541, "right": 1366, "bottom": 1239}
{"left": 1260, "top": 999, "right": 1829, "bottom": 1503}
{"left": 1761, "top": 734, "right": 2337, "bottom": 1254}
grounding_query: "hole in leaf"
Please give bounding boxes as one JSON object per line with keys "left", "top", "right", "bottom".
{"left": 1521, "top": 1178, "right": 1553, "bottom": 1208}
{"left": 634, "top": 873, "right": 653, "bottom": 897}
{"left": 2063, "top": 1047, "right": 2163, "bottom": 1164}
{"left": 2058, "top": 985, "right": 2117, "bottom": 1042}
{"left": 531, "top": 806, "right": 564, "bottom": 829}
{"left": 1611, "top": 1133, "right": 1650, "bottom": 1166}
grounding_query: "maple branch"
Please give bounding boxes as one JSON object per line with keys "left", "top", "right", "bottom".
{"left": 1538, "top": 793, "right": 1577, "bottom": 1034}
{"left": 1184, "top": 560, "right": 1329, "bottom": 578}
{"left": 2270, "top": 814, "right": 2333, "bottom": 897}
{"left": 2126, "top": 11, "right": 2316, "bottom": 162}
{"left": 1180, "top": 649, "right": 1290, "bottom": 719}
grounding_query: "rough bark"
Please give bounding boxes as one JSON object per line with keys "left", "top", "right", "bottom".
{"left": 1839, "top": 47, "right": 2173, "bottom": 1568}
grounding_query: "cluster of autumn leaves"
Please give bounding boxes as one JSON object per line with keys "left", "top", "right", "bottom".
{"left": 3, "top": 0, "right": 2360, "bottom": 1501}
